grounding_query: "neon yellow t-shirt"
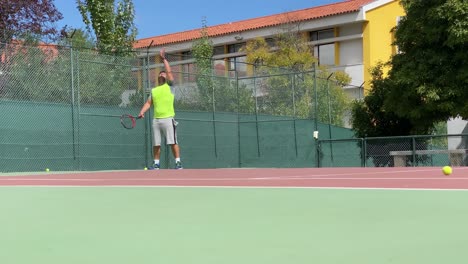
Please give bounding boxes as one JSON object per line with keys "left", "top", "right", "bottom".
{"left": 151, "top": 83, "right": 175, "bottom": 118}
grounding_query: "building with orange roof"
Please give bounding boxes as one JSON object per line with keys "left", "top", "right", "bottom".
{"left": 133, "top": 0, "right": 405, "bottom": 100}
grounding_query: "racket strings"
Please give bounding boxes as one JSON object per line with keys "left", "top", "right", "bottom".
{"left": 121, "top": 114, "right": 136, "bottom": 129}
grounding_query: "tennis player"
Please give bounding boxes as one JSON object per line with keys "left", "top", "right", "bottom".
{"left": 138, "top": 48, "right": 182, "bottom": 170}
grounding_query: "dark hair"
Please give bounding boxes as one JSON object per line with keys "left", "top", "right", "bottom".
{"left": 160, "top": 70, "right": 166, "bottom": 74}
{"left": 158, "top": 76, "right": 166, "bottom": 85}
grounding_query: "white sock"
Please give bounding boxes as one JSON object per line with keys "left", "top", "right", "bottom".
{"left": 154, "top": 159, "right": 159, "bottom": 165}
{"left": 175, "top": 158, "right": 181, "bottom": 163}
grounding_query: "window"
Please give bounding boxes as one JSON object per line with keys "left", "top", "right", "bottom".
{"left": 179, "top": 51, "right": 194, "bottom": 82}
{"left": 314, "top": 43, "right": 335, "bottom": 66}
{"left": 182, "top": 63, "right": 195, "bottom": 82}
{"left": 149, "top": 68, "right": 157, "bottom": 88}
{"left": 228, "top": 43, "right": 245, "bottom": 53}
{"left": 228, "top": 56, "right": 247, "bottom": 77}
{"left": 213, "top": 46, "right": 225, "bottom": 56}
{"left": 265, "top": 38, "right": 276, "bottom": 48}
{"left": 214, "top": 59, "right": 227, "bottom": 76}
{"left": 310, "top": 29, "right": 334, "bottom": 41}
{"left": 145, "top": 55, "right": 157, "bottom": 64}
{"left": 310, "top": 28, "right": 336, "bottom": 66}
{"left": 180, "top": 50, "right": 192, "bottom": 60}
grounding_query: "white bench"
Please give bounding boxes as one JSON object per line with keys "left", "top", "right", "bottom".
{"left": 389, "top": 149, "right": 467, "bottom": 167}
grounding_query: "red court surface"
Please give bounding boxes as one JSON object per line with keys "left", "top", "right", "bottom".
{"left": 1, "top": 167, "right": 468, "bottom": 189}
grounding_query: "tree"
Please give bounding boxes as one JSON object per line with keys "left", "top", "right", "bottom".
{"left": 245, "top": 34, "right": 316, "bottom": 71}
{"left": 351, "top": 63, "right": 419, "bottom": 138}
{"left": 59, "top": 28, "right": 96, "bottom": 51}
{"left": 351, "top": 63, "right": 435, "bottom": 167}
{"left": 191, "top": 19, "right": 214, "bottom": 111}
{"left": 0, "top": 1, "right": 63, "bottom": 44}
{"left": 1, "top": 40, "right": 132, "bottom": 107}
{"left": 384, "top": 0, "right": 468, "bottom": 126}
{"left": 243, "top": 36, "right": 351, "bottom": 126}
{"left": 77, "top": 0, "right": 137, "bottom": 56}
{"left": 3, "top": 44, "right": 71, "bottom": 103}
{"left": 76, "top": 52, "right": 136, "bottom": 106}
{"left": 191, "top": 19, "right": 254, "bottom": 113}
{"left": 351, "top": 63, "right": 454, "bottom": 167}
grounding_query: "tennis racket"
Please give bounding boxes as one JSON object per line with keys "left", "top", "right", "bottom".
{"left": 120, "top": 114, "right": 142, "bottom": 129}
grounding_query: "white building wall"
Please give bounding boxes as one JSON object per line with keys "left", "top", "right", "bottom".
{"left": 339, "top": 23, "right": 363, "bottom": 37}
{"left": 338, "top": 38, "right": 365, "bottom": 99}
{"left": 141, "top": 12, "right": 366, "bottom": 57}
{"left": 139, "top": 12, "right": 368, "bottom": 115}
{"left": 337, "top": 23, "right": 364, "bottom": 92}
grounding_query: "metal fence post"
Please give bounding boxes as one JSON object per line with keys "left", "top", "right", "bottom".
{"left": 75, "top": 49, "right": 82, "bottom": 171}
{"left": 313, "top": 64, "right": 319, "bottom": 167}
{"left": 235, "top": 71, "right": 241, "bottom": 168}
{"left": 144, "top": 44, "right": 151, "bottom": 168}
{"left": 254, "top": 70, "right": 260, "bottom": 157}
{"left": 362, "top": 138, "right": 367, "bottom": 167}
{"left": 70, "top": 46, "right": 77, "bottom": 170}
{"left": 317, "top": 140, "right": 321, "bottom": 168}
{"left": 292, "top": 73, "right": 298, "bottom": 157}
{"left": 212, "top": 74, "right": 218, "bottom": 158}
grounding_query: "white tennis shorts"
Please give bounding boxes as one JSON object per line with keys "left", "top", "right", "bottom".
{"left": 152, "top": 117, "right": 178, "bottom": 146}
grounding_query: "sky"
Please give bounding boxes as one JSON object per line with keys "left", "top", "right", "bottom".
{"left": 54, "top": 0, "right": 340, "bottom": 40}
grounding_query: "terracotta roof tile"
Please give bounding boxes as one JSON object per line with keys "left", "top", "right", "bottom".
{"left": 134, "top": 0, "right": 375, "bottom": 49}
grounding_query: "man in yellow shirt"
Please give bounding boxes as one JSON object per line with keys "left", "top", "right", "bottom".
{"left": 138, "top": 49, "right": 182, "bottom": 169}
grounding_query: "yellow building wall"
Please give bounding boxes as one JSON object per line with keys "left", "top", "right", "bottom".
{"left": 362, "top": 0, "right": 405, "bottom": 93}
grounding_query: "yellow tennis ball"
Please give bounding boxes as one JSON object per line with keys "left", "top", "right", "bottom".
{"left": 442, "top": 166, "right": 452, "bottom": 176}
{"left": 45, "top": 168, "right": 50, "bottom": 172}
{"left": 144, "top": 167, "right": 148, "bottom": 171}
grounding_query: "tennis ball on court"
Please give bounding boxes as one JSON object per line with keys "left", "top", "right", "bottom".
{"left": 144, "top": 167, "right": 148, "bottom": 171}
{"left": 45, "top": 168, "right": 50, "bottom": 172}
{"left": 442, "top": 166, "right": 452, "bottom": 176}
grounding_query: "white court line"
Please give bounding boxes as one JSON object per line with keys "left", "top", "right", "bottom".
{"left": 2, "top": 167, "right": 466, "bottom": 178}
{"left": 262, "top": 168, "right": 468, "bottom": 178}
{"left": 0, "top": 167, "right": 468, "bottom": 181}
{"left": 0, "top": 177, "right": 465, "bottom": 181}
{"left": 1, "top": 185, "right": 468, "bottom": 191}
{"left": 252, "top": 177, "right": 466, "bottom": 180}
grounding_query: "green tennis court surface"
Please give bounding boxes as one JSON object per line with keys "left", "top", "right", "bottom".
{"left": 1, "top": 186, "right": 468, "bottom": 264}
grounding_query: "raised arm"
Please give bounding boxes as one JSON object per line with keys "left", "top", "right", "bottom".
{"left": 160, "top": 48, "right": 174, "bottom": 82}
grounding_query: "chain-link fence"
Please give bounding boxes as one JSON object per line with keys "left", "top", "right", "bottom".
{"left": 1, "top": 42, "right": 356, "bottom": 172}
{"left": 318, "top": 134, "right": 468, "bottom": 167}
{"left": 0, "top": 43, "right": 144, "bottom": 172}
